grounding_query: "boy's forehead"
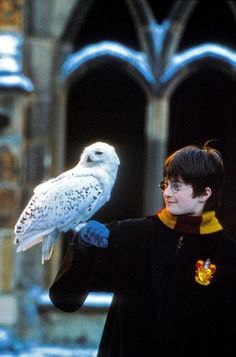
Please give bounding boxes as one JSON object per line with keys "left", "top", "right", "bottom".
{"left": 167, "top": 175, "right": 189, "bottom": 184}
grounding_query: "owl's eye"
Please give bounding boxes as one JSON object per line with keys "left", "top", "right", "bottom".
{"left": 95, "top": 151, "right": 103, "bottom": 155}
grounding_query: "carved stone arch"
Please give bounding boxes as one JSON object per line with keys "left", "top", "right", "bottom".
{"left": 61, "top": 43, "right": 154, "bottom": 96}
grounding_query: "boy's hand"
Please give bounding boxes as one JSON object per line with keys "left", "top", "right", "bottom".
{"left": 78, "top": 220, "right": 110, "bottom": 248}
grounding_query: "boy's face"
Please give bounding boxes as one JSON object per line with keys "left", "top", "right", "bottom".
{"left": 161, "top": 177, "right": 209, "bottom": 216}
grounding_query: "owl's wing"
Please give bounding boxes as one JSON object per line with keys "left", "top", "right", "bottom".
{"left": 14, "top": 175, "right": 104, "bottom": 251}
{"left": 34, "top": 168, "right": 75, "bottom": 195}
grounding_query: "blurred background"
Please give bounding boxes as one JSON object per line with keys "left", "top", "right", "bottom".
{"left": 0, "top": 0, "right": 236, "bottom": 355}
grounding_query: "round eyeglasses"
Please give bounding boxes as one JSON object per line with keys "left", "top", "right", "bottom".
{"left": 159, "top": 178, "right": 189, "bottom": 194}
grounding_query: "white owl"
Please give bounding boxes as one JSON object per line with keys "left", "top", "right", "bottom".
{"left": 14, "top": 142, "right": 120, "bottom": 263}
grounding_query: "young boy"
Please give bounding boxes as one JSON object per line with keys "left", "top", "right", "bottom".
{"left": 49, "top": 143, "right": 236, "bottom": 357}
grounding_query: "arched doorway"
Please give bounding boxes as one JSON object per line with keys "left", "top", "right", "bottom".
{"left": 169, "top": 69, "right": 236, "bottom": 235}
{"left": 66, "top": 63, "right": 146, "bottom": 221}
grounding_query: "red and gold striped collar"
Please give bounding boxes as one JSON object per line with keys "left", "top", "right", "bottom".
{"left": 157, "top": 208, "right": 223, "bottom": 234}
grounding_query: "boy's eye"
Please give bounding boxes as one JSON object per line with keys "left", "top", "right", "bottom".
{"left": 95, "top": 151, "right": 103, "bottom": 155}
{"left": 172, "top": 182, "right": 181, "bottom": 192}
{"left": 159, "top": 179, "right": 186, "bottom": 193}
{"left": 159, "top": 180, "right": 168, "bottom": 191}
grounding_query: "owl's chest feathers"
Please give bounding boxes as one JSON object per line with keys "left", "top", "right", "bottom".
{"left": 73, "top": 167, "right": 113, "bottom": 198}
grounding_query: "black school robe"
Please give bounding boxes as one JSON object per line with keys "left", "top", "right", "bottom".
{"left": 49, "top": 214, "right": 236, "bottom": 357}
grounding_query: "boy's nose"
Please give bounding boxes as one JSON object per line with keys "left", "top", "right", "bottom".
{"left": 164, "top": 185, "right": 173, "bottom": 196}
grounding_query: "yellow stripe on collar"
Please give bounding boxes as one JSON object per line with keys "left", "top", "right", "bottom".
{"left": 157, "top": 208, "right": 223, "bottom": 234}
{"left": 157, "top": 208, "right": 176, "bottom": 230}
{"left": 199, "top": 211, "right": 223, "bottom": 234}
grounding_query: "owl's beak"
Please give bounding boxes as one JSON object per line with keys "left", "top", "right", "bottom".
{"left": 87, "top": 155, "right": 92, "bottom": 163}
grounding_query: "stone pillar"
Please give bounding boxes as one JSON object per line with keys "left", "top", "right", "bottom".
{"left": 144, "top": 96, "right": 169, "bottom": 215}
{"left": 0, "top": 95, "right": 28, "bottom": 336}
{"left": 0, "top": 96, "right": 25, "bottom": 293}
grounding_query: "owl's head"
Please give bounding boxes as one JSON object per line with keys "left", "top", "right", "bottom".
{"left": 79, "top": 142, "right": 120, "bottom": 171}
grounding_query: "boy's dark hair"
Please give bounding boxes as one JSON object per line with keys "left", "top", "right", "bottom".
{"left": 163, "top": 142, "right": 225, "bottom": 211}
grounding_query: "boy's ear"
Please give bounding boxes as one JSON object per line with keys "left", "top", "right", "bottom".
{"left": 199, "top": 187, "right": 212, "bottom": 202}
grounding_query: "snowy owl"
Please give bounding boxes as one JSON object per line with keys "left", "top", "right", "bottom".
{"left": 14, "top": 142, "right": 120, "bottom": 263}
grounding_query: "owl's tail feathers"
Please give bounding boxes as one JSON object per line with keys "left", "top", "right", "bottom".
{"left": 41, "top": 230, "right": 58, "bottom": 264}
{"left": 14, "top": 228, "right": 54, "bottom": 255}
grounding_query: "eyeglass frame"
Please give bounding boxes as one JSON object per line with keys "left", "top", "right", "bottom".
{"left": 159, "top": 177, "right": 191, "bottom": 194}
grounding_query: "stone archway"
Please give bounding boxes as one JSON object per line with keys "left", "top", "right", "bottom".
{"left": 66, "top": 63, "right": 146, "bottom": 221}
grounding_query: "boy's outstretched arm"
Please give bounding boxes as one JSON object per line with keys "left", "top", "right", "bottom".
{"left": 49, "top": 221, "right": 113, "bottom": 312}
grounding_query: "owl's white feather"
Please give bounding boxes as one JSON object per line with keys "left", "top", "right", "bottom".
{"left": 14, "top": 142, "right": 120, "bottom": 263}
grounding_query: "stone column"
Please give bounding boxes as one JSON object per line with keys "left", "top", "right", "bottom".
{"left": 144, "top": 96, "right": 169, "bottom": 215}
